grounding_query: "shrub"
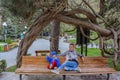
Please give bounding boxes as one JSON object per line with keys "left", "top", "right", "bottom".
{"left": 6, "top": 65, "right": 16, "bottom": 72}
{"left": 6, "top": 37, "right": 13, "bottom": 44}
{"left": 0, "top": 59, "right": 7, "bottom": 72}
{"left": 27, "top": 53, "right": 31, "bottom": 56}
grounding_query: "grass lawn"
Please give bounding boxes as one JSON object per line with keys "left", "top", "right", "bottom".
{"left": 68, "top": 39, "right": 76, "bottom": 43}
{"left": 108, "top": 58, "right": 120, "bottom": 71}
{"left": 0, "top": 43, "right": 5, "bottom": 52}
{"left": 76, "top": 48, "right": 101, "bottom": 56}
{"left": 0, "top": 41, "right": 6, "bottom": 43}
{"left": 6, "top": 65, "right": 16, "bottom": 72}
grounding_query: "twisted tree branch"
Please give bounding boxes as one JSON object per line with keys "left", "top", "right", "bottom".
{"left": 64, "top": 8, "right": 97, "bottom": 24}
{"left": 56, "top": 14, "right": 111, "bottom": 36}
{"left": 82, "top": 0, "right": 110, "bottom": 26}
{"left": 80, "top": 27, "right": 99, "bottom": 41}
{"left": 99, "top": 35, "right": 113, "bottom": 58}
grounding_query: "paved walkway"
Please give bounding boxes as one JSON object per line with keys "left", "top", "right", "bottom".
{"left": 0, "top": 72, "right": 120, "bottom": 80}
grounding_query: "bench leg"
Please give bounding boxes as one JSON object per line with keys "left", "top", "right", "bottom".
{"left": 107, "top": 73, "right": 110, "bottom": 80}
{"left": 63, "top": 75, "right": 66, "bottom": 80}
{"left": 20, "top": 74, "right": 22, "bottom": 80}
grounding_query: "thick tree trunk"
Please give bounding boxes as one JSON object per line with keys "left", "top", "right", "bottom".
{"left": 17, "top": 12, "right": 53, "bottom": 68}
{"left": 50, "top": 20, "right": 60, "bottom": 52}
{"left": 76, "top": 27, "right": 81, "bottom": 46}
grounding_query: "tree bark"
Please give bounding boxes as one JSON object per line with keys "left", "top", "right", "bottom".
{"left": 50, "top": 20, "right": 60, "bottom": 52}
{"left": 17, "top": 12, "right": 53, "bottom": 68}
{"left": 99, "top": 0, "right": 105, "bottom": 15}
{"left": 56, "top": 14, "right": 111, "bottom": 36}
{"left": 76, "top": 27, "right": 81, "bottom": 46}
{"left": 64, "top": 8, "right": 97, "bottom": 24}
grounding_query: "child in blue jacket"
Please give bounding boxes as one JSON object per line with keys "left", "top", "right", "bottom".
{"left": 46, "top": 51, "right": 61, "bottom": 69}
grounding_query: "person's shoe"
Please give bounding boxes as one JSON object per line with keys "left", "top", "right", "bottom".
{"left": 76, "top": 67, "right": 81, "bottom": 73}
{"left": 51, "top": 69, "right": 60, "bottom": 74}
{"left": 54, "top": 67, "right": 57, "bottom": 70}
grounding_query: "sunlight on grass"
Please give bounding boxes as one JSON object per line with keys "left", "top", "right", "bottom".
{"left": 108, "top": 58, "right": 120, "bottom": 71}
{"left": 76, "top": 48, "right": 101, "bottom": 56}
{"left": 68, "top": 39, "right": 76, "bottom": 43}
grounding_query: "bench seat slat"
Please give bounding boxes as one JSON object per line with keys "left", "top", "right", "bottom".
{"left": 16, "top": 67, "right": 115, "bottom": 75}
{"left": 16, "top": 67, "right": 115, "bottom": 72}
{"left": 79, "top": 64, "right": 108, "bottom": 68}
{"left": 22, "top": 64, "right": 109, "bottom": 68}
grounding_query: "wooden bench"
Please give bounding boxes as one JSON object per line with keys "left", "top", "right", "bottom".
{"left": 35, "top": 50, "right": 61, "bottom": 56}
{"left": 15, "top": 56, "right": 116, "bottom": 80}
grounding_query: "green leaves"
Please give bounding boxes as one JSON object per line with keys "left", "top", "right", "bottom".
{"left": 0, "top": 59, "right": 7, "bottom": 72}
{"left": 1, "top": 0, "right": 36, "bottom": 19}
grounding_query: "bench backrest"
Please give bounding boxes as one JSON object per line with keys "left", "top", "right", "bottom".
{"left": 21, "top": 56, "right": 108, "bottom": 68}
{"left": 35, "top": 50, "right": 61, "bottom": 56}
{"left": 78, "top": 57, "right": 108, "bottom": 68}
{"left": 22, "top": 56, "right": 65, "bottom": 67}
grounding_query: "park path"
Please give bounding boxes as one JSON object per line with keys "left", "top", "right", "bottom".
{"left": 0, "top": 72, "right": 120, "bottom": 80}
{"left": 0, "top": 38, "right": 69, "bottom": 68}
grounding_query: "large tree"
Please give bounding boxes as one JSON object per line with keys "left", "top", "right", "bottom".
{"left": 50, "top": 20, "right": 60, "bottom": 52}
{"left": 0, "top": 0, "right": 120, "bottom": 67}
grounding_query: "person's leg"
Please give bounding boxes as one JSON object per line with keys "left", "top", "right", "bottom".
{"left": 51, "top": 61, "right": 71, "bottom": 74}
{"left": 64, "top": 61, "right": 78, "bottom": 71}
{"left": 50, "top": 61, "right": 57, "bottom": 69}
{"left": 51, "top": 61, "right": 79, "bottom": 74}
{"left": 64, "top": 64, "right": 81, "bottom": 72}
{"left": 48, "top": 61, "right": 57, "bottom": 69}
{"left": 47, "top": 64, "right": 50, "bottom": 69}
{"left": 58, "top": 61, "right": 73, "bottom": 70}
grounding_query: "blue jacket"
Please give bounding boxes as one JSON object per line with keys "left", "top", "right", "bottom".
{"left": 46, "top": 56, "right": 61, "bottom": 67}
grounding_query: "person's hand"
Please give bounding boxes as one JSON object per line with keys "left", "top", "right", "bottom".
{"left": 37, "top": 53, "right": 41, "bottom": 56}
{"left": 46, "top": 53, "right": 50, "bottom": 56}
